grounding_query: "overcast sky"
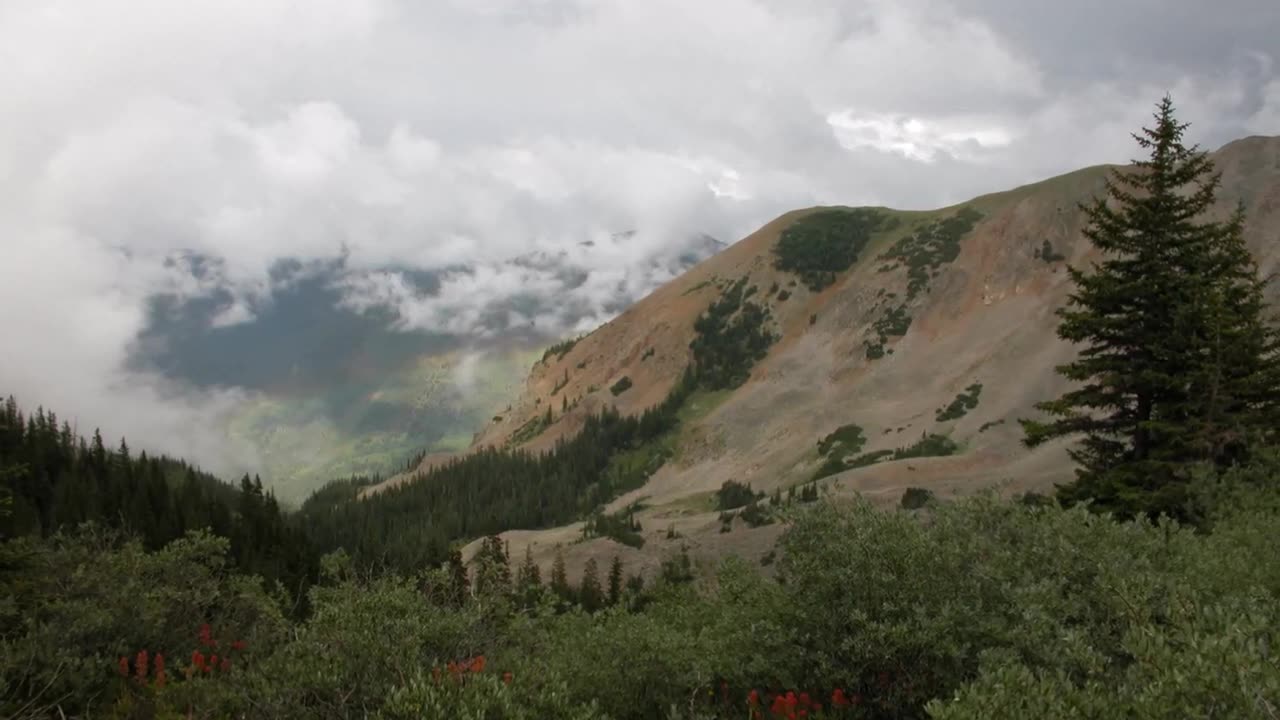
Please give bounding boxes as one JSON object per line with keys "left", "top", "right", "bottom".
{"left": 1, "top": 0, "right": 1277, "bottom": 477}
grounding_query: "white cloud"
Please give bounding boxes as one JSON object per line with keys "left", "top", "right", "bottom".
{"left": 0, "top": 0, "right": 1275, "bottom": 477}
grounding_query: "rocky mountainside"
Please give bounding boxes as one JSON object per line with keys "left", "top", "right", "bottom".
{"left": 371, "top": 135, "right": 1280, "bottom": 579}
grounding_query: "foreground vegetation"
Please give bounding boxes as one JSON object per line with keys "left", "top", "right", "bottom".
{"left": 5, "top": 459, "right": 1279, "bottom": 718}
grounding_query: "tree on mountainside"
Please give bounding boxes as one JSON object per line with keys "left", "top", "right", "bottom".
{"left": 607, "top": 555, "right": 624, "bottom": 606}
{"left": 1022, "top": 96, "right": 1280, "bottom": 521}
{"left": 550, "top": 545, "right": 573, "bottom": 606}
{"left": 579, "top": 557, "right": 604, "bottom": 611}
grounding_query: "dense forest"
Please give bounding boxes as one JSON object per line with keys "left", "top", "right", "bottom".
{"left": 0, "top": 398, "right": 317, "bottom": 604}
{"left": 3, "top": 100, "right": 1280, "bottom": 718}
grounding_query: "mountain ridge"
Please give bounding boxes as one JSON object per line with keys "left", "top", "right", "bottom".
{"left": 370, "top": 135, "right": 1280, "bottom": 578}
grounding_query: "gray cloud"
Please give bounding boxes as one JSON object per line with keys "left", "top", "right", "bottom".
{"left": 1, "top": 0, "right": 1277, "bottom": 476}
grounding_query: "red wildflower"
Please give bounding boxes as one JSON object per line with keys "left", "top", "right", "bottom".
{"left": 209, "top": 654, "right": 219, "bottom": 670}
{"left": 154, "top": 654, "right": 166, "bottom": 688}
{"left": 799, "top": 692, "right": 811, "bottom": 707}
{"left": 135, "top": 650, "right": 149, "bottom": 682}
{"left": 502, "top": 671, "right": 513, "bottom": 686}
{"left": 192, "top": 650, "right": 206, "bottom": 673}
{"left": 470, "top": 655, "right": 487, "bottom": 673}
{"left": 748, "top": 689, "right": 760, "bottom": 706}
{"left": 231, "top": 639, "right": 247, "bottom": 651}
{"left": 118, "top": 656, "right": 129, "bottom": 677}
{"left": 832, "top": 689, "right": 849, "bottom": 708}
{"left": 198, "top": 624, "right": 212, "bottom": 648}
{"left": 785, "top": 691, "right": 797, "bottom": 707}
{"left": 770, "top": 695, "right": 787, "bottom": 716}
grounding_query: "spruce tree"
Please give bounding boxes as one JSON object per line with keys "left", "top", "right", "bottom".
{"left": 579, "top": 557, "right": 603, "bottom": 612}
{"left": 607, "top": 555, "right": 624, "bottom": 606}
{"left": 1023, "top": 96, "right": 1280, "bottom": 520}
{"left": 550, "top": 545, "right": 572, "bottom": 605}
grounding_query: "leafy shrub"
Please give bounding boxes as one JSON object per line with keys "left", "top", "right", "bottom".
{"left": 773, "top": 208, "right": 893, "bottom": 291}
{"left": 776, "top": 290, "right": 791, "bottom": 302}
{"left": 640, "top": 347, "right": 655, "bottom": 361}
{"left": 609, "top": 376, "right": 633, "bottom": 396}
{"left": 900, "top": 487, "right": 935, "bottom": 509}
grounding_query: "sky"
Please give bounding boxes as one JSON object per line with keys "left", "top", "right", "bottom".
{"left": 1, "top": 0, "right": 1278, "bottom": 479}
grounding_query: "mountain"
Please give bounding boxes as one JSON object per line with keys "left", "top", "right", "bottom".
{"left": 369, "top": 135, "right": 1280, "bottom": 578}
{"left": 131, "top": 233, "right": 726, "bottom": 503}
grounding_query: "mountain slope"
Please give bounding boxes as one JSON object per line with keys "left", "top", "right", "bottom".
{"left": 377, "top": 135, "right": 1280, "bottom": 578}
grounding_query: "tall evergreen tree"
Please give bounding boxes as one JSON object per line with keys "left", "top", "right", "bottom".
{"left": 579, "top": 557, "right": 603, "bottom": 612}
{"left": 550, "top": 545, "right": 572, "bottom": 605}
{"left": 515, "top": 545, "right": 543, "bottom": 608}
{"left": 1023, "top": 96, "right": 1280, "bottom": 520}
{"left": 607, "top": 555, "right": 624, "bottom": 606}
{"left": 472, "top": 535, "right": 511, "bottom": 598}
{"left": 446, "top": 549, "right": 470, "bottom": 606}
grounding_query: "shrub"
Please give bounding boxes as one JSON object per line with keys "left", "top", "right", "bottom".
{"left": 609, "top": 376, "right": 633, "bottom": 396}
{"left": 817, "top": 424, "right": 867, "bottom": 457}
{"left": 937, "top": 383, "right": 983, "bottom": 422}
{"left": 716, "top": 480, "right": 764, "bottom": 511}
{"left": 900, "top": 487, "right": 935, "bottom": 509}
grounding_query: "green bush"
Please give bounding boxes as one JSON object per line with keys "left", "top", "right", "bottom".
{"left": 900, "top": 487, "right": 935, "bottom": 509}
{"left": 715, "top": 480, "right": 763, "bottom": 511}
{"left": 817, "top": 424, "right": 867, "bottom": 457}
{"left": 609, "top": 376, "right": 633, "bottom": 396}
{"left": 937, "top": 383, "right": 983, "bottom": 422}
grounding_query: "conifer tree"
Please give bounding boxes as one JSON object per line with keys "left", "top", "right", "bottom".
{"left": 607, "top": 555, "right": 624, "bottom": 606}
{"left": 515, "top": 545, "right": 542, "bottom": 608}
{"left": 446, "top": 549, "right": 470, "bottom": 606}
{"left": 1023, "top": 96, "right": 1280, "bottom": 520}
{"left": 579, "top": 557, "right": 603, "bottom": 612}
{"left": 472, "top": 535, "right": 511, "bottom": 597}
{"left": 550, "top": 545, "right": 572, "bottom": 605}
